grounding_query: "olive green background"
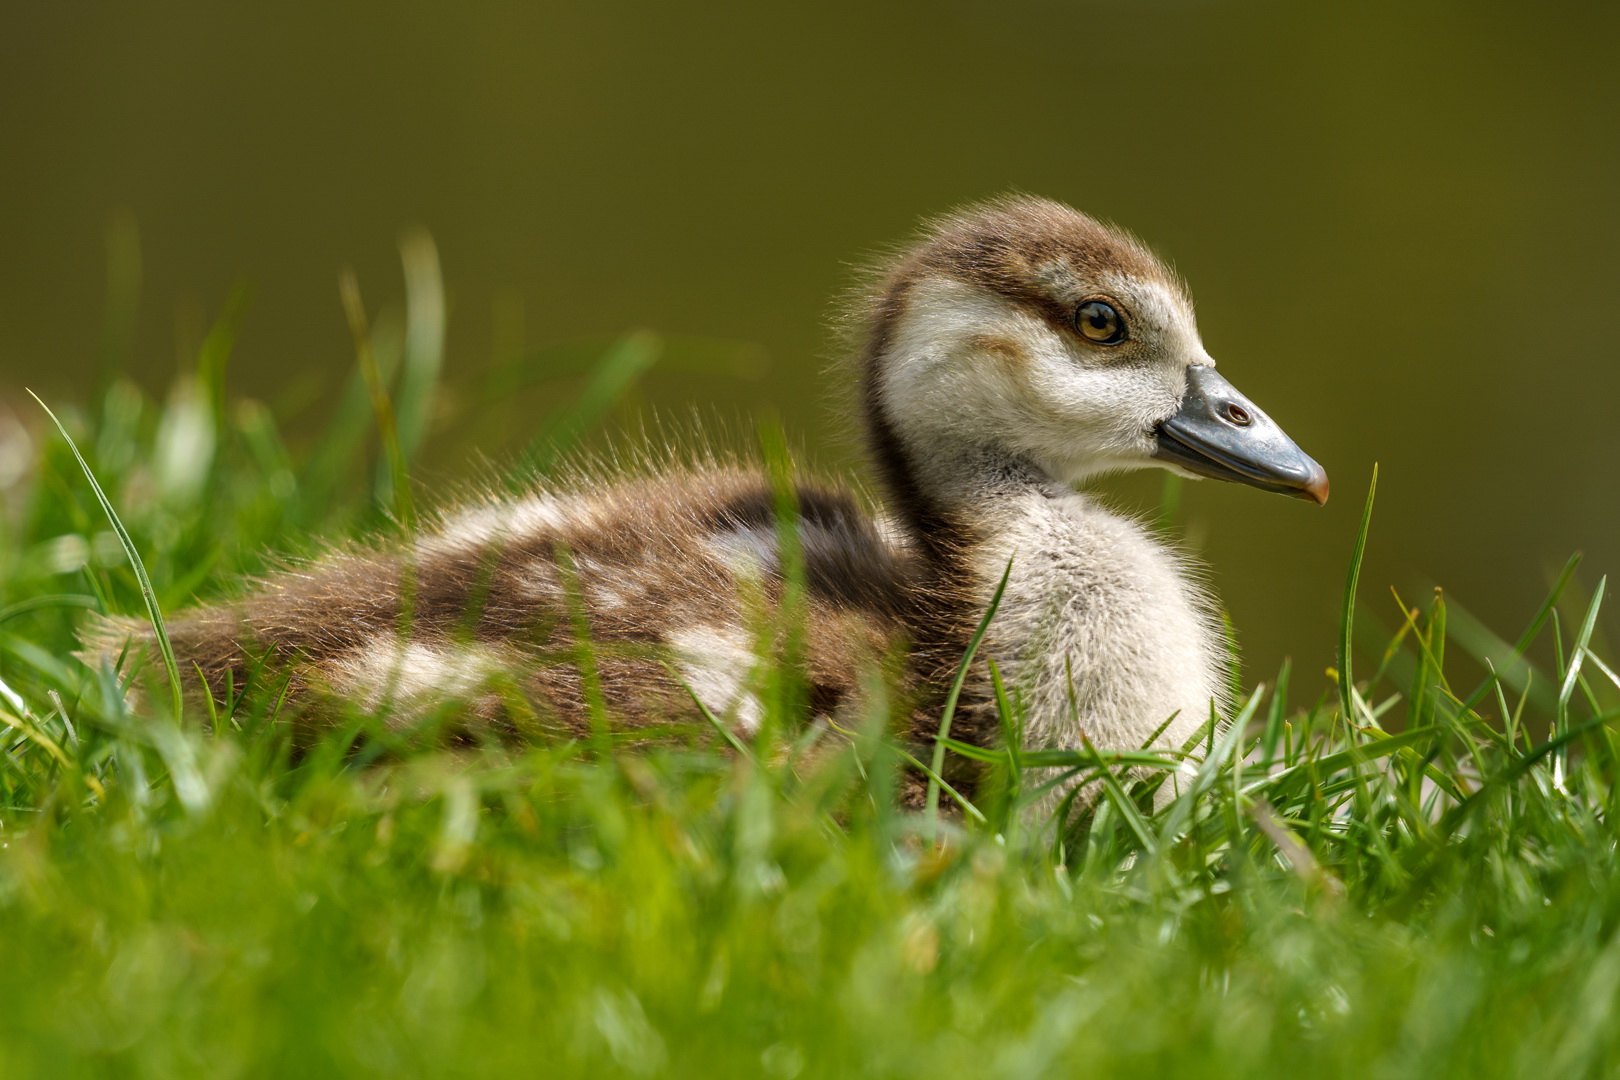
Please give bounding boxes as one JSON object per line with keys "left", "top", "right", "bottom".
{"left": 2, "top": 0, "right": 1615, "bottom": 680}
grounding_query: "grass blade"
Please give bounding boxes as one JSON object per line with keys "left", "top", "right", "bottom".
{"left": 393, "top": 227, "right": 445, "bottom": 465}
{"left": 1554, "top": 577, "right": 1606, "bottom": 789}
{"left": 1558, "top": 576, "right": 1605, "bottom": 717}
{"left": 925, "top": 557, "right": 1013, "bottom": 843}
{"left": 1337, "top": 464, "right": 1378, "bottom": 726}
{"left": 340, "top": 270, "right": 415, "bottom": 529}
{"left": 28, "top": 391, "right": 184, "bottom": 721}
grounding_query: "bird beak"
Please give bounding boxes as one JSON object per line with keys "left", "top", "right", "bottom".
{"left": 1153, "top": 366, "right": 1329, "bottom": 505}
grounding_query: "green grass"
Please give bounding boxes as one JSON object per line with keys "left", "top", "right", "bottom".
{"left": 2, "top": 272, "right": 1619, "bottom": 1078}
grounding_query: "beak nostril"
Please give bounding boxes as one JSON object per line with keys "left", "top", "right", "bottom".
{"left": 1224, "top": 403, "right": 1252, "bottom": 427}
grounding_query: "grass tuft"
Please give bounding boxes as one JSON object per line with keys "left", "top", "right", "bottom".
{"left": 1, "top": 304, "right": 1617, "bottom": 1078}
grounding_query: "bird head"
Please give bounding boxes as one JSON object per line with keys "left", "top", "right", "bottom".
{"left": 864, "top": 195, "right": 1328, "bottom": 505}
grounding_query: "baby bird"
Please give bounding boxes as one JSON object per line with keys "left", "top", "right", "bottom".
{"left": 88, "top": 196, "right": 1327, "bottom": 799}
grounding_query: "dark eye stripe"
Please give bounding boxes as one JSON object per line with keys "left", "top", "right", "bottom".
{"left": 1075, "top": 300, "right": 1126, "bottom": 345}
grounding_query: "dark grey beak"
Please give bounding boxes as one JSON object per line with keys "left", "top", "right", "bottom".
{"left": 1153, "top": 366, "right": 1329, "bottom": 505}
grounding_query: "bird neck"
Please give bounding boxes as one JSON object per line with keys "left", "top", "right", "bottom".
{"left": 863, "top": 389, "right": 1067, "bottom": 568}
{"left": 912, "top": 433, "right": 1059, "bottom": 509}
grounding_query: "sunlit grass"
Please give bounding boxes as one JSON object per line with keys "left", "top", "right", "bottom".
{"left": 2, "top": 250, "right": 1618, "bottom": 1078}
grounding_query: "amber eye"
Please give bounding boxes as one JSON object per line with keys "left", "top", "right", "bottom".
{"left": 1075, "top": 300, "right": 1126, "bottom": 345}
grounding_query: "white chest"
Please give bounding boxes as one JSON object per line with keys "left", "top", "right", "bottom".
{"left": 974, "top": 492, "right": 1224, "bottom": 758}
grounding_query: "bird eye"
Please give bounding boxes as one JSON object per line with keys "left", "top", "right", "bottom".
{"left": 1075, "top": 300, "right": 1126, "bottom": 345}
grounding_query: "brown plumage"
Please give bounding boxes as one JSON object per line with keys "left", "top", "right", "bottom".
{"left": 88, "top": 468, "right": 915, "bottom": 746}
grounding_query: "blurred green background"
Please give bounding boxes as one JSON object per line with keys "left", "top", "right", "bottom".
{"left": 1, "top": 0, "right": 1615, "bottom": 682}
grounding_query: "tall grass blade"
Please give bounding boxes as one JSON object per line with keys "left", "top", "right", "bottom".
{"left": 1557, "top": 576, "right": 1605, "bottom": 717}
{"left": 1554, "top": 577, "right": 1606, "bottom": 789}
{"left": 925, "top": 558, "right": 1012, "bottom": 842}
{"left": 988, "top": 655, "right": 1023, "bottom": 829}
{"left": 394, "top": 228, "right": 445, "bottom": 463}
{"left": 1260, "top": 658, "right": 1291, "bottom": 766}
{"left": 1337, "top": 464, "right": 1378, "bottom": 727}
{"left": 339, "top": 270, "right": 415, "bottom": 530}
{"left": 27, "top": 391, "right": 183, "bottom": 721}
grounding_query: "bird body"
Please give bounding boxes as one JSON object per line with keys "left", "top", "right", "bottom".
{"left": 104, "top": 468, "right": 910, "bottom": 744}
{"left": 87, "top": 195, "right": 1327, "bottom": 803}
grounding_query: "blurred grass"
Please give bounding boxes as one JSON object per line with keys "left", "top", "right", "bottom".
{"left": 2, "top": 246, "right": 1620, "bottom": 1078}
